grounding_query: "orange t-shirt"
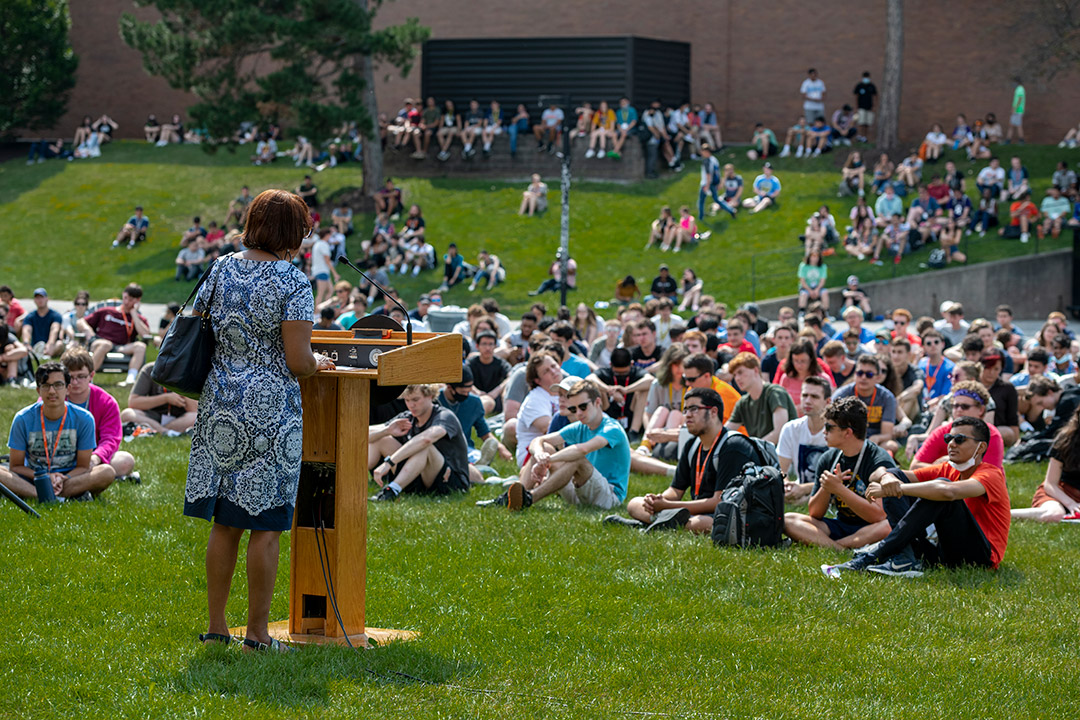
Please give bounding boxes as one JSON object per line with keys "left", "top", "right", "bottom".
{"left": 912, "top": 462, "right": 1011, "bottom": 568}
{"left": 711, "top": 377, "right": 747, "bottom": 435}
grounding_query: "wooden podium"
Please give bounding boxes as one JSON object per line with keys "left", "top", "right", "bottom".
{"left": 261, "top": 330, "right": 462, "bottom": 647}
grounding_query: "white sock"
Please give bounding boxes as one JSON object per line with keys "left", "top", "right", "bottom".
{"left": 483, "top": 142, "right": 491, "bottom": 151}
{"left": 388, "top": 481, "right": 402, "bottom": 495}
{"left": 782, "top": 145, "right": 790, "bottom": 153}
{"left": 464, "top": 143, "right": 471, "bottom": 151}
{"left": 412, "top": 265, "right": 421, "bottom": 276}
{"left": 126, "top": 369, "right": 137, "bottom": 383}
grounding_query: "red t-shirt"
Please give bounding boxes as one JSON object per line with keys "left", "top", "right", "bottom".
{"left": 723, "top": 339, "right": 758, "bottom": 357}
{"left": 5, "top": 298, "right": 25, "bottom": 329}
{"left": 912, "top": 462, "right": 1011, "bottom": 568}
{"left": 915, "top": 422, "right": 1005, "bottom": 469}
{"left": 85, "top": 306, "right": 147, "bottom": 345}
{"left": 1009, "top": 200, "right": 1038, "bottom": 226}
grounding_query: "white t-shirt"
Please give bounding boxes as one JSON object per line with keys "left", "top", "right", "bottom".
{"left": 541, "top": 108, "right": 564, "bottom": 128}
{"left": 800, "top": 78, "right": 826, "bottom": 105}
{"left": 310, "top": 239, "right": 333, "bottom": 276}
{"left": 516, "top": 386, "right": 559, "bottom": 465}
{"left": 977, "top": 166, "right": 1005, "bottom": 186}
{"left": 925, "top": 131, "right": 947, "bottom": 146}
{"left": 776, "top": 416, "right": 828, "bottom": 486}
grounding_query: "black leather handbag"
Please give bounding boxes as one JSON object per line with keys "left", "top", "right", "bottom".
{"left": 151, "top": 259, "right": 220, "bottom": 399}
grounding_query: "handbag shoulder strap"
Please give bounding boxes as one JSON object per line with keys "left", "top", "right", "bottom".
{"left": 178, "top": 254, "right": 234, "bottom": 315}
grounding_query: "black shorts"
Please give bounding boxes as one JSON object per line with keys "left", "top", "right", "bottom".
{"left": 400, "top": 460, "right": 469, "bottom": 496}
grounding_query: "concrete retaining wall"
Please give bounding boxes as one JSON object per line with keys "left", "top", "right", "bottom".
{"left": 755, "top": 248, "right": 1073, "bottom": 322}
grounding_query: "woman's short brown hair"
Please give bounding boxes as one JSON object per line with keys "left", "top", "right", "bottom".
{"left": 242, "top": 189, "right": 313, "bottom": 254}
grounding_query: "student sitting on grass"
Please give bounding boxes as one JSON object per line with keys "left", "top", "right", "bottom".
{"left": 1012, "top": 405, "right": 1080, "bottom": 523}
{"left": 61, "top": 348, "right": 137, "bottom": 481}
{"left": 828, "top": 416, "right": 1010, "bottom": 577}
{"left": 784, "top": 396, "right": 895, "bottom": 550}
{"left": 369, "top": 383, "right": 473, "bottom": 501}
{"left": 0, "top": 362, "right": 115, "bottom": 501}
{"left": 606, "top": 387, "right": 758, "bottom": 533}
{"left": 479, "top": 379, "right": 630, "bottom": 512}
{"left": 742, "top": 163, "right": 781, "bottom": 214}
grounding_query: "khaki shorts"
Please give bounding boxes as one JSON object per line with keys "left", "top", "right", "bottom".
{"left": 558, "top": 465, "right": 621, "bottom": 509}
{"left": 857, "top": 109, "right": 875, "bottom": 126}
{"left": 1010, "top": 112, "right": 1024, "bottom": 127}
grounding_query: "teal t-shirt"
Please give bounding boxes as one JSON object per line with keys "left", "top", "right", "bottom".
{"left": 798, "top": 262, "right": 827, "bottom": 289}
{"left": 558, "top": 414, "right": 631, "bottom": 501}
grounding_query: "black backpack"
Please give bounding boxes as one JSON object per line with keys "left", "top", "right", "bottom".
{"left": 711, "top": 435, "right": 785, "bottom": 548}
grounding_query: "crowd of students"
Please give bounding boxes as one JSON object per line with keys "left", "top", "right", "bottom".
{"left": 341, "top": 284, "right": 1080, "bottom": 579}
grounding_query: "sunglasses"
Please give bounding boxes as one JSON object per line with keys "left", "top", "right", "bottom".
{"left": 567, "top": 401, "right": 592, "bottom": 414}
{"left": 855, "top": 370, "right": 877, "bottom": 378}
{"left": 824, "top": 422, "right": 840, "bottom": 432}
{"left": 944, "top": 433, "right": 976, "bottom": 445}
{"left": 74, "top": 302, "right": 88, "bottom": 307}
{"left": 682, "top": 373, "right": 703, "bottom": 383}
{"left": 952, "top": 401, "right": 980, "bottom": 411}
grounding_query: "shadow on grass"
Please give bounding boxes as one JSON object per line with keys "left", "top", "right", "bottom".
{"left": 0, "top": 160, "right": 67, "bottom": 205}
{"left": 926, "top": 564, "right": 1026, "bottom": 589}
{"left": 170, "top": 642, "right": 481, "bottom": 708}
{"left": 427, "top": 171, "right": 685, "bottom": 196}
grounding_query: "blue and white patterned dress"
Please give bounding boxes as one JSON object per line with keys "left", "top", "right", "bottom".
{"left": 183, "top": 256, "right": 314, "bottom": 530}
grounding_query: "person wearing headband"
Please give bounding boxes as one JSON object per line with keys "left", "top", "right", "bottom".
{"left": 980, "top": 348, "right": 1019, "bottom": 447}
{"left": 911, "top": 381, "right": 1004, "bottom": 470}
{"left": 827, "top": 416, "right": 1009, "bottom": 577}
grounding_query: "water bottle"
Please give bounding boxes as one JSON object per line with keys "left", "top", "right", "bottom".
{"left": 33, "top": 467, "right": 56, "bottom": 503}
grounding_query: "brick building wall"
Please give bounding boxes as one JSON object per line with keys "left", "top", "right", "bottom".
{"left": 48, "top": 0, "right": 1078, "bottom": 146}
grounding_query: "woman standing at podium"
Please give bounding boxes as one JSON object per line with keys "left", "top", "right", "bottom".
{"left": 184, "top": 189, "right": 335, "bottom": 652}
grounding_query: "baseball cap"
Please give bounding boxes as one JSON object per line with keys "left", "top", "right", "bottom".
{"left": 555, "top": 375, "right": 584, "bottom": 393}
{"left": 847, "top": 275, "right": 859, "bottom": 286}
{"left": 763, "top": 162, "right": 773, "bottom": 169}
{"left": 33, "top": 288, "right": 47, "bottom": 297}
{"left": 450, "top": 365, "right": 474, "bottom": 387}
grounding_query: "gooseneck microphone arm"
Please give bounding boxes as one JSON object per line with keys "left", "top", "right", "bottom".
{"left": 335, "top": 255, "right": 413, "bottom": 345}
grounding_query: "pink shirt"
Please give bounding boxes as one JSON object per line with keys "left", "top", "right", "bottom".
{"left": 776, "top": 365, "right": 837, "bottom": 415}
{"left": 72, "top": 384, "right": 122, "bottom": 463}
{"left": 914, "top": 421, "right": 1004, "bottom": 469}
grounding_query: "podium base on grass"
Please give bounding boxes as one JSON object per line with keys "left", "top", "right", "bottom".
{"left": 230, "top": 620, "right": 418, "bottom": 648}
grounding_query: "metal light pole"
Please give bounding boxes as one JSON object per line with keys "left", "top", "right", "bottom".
{"left": 540, "top": 94, "right": 573, "bottom": 308}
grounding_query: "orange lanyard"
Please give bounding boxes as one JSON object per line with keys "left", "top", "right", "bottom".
{"left": 694, "top": 432, "right": 723, "bottom": 497}
{"left": 40, "top": 405, "right": 68, "bottom": 473}
{"left": 858, "top": 386, "right": 877, "bottom": 409}
{"left": 120, "top": 310, "right": 133, "bottom": 340}
{"left": 925, "top": 359, "right": 944, "bottom": 390}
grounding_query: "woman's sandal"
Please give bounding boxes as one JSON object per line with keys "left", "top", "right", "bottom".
{"left": 241, "top": 637, "right": 295, "bottom": 653}
{"left": 198, "top": 632, "right": 235, "bottom": 646}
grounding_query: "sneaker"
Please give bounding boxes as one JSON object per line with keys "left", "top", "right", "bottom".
{"left": 122, "top": 471, "right": 142, "bottom": 485}
{"left": 585, "top": 149, "right": 595, "bottom": 159}
{"left": 795, "top": 146, "right": 804, "bottom": 158}
{"left": 867, "top": 555, "right": 925, "bottom": 578}
{"left": 1020, "top": 232, "right": 1030, "bottom": 244}
{"left": 71, "top": 491, "right": 94, "bottom": 502}
{"left": 779, "top": 146, "right": 791, "bottom": 158}
{"left": 411, "top": 151, "right": 426, "bottom": 159}
{"left": 476, "top": 490, "right": 510, "bottom": 508}
{"left": 478, "top": 436, "right": 500, "bottom": 466}
{"left": 369, "top": 486, "right": 398, "bottom": 502}
{"left": 870, "top": 258, "right": 884, "bottom": 266}
{"left": 603, "top": 515, "right": 646, "bottom": 529}
{"left": 643, "top": 508, "right": 690, "bottom": 533}
{"left": 821, "top": 553, "right": 877, "bottom": 578}
{"left": 853, "top": 540, "right": 883, "bottom": 557}
{"left": 607, "top": 151, "right": 620, "bottom": 159}
{"left": 1061, "top": 510, "right": 1080, "bottom": 523}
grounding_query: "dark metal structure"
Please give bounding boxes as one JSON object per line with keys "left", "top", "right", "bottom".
{"left": 420, "top": 36, "right": 691, "bottom": 121}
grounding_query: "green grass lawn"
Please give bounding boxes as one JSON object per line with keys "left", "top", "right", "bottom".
{"left": 0, "top": 141, "right": 1072, "bottom": 316}
{"left": 1, "top": 377, "right": 1078, "bottom": 718}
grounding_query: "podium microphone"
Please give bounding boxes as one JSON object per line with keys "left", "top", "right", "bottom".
{"left": 335, "top": 255, "right": 413, "bottom": 345}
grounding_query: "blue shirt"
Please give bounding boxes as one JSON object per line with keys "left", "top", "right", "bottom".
{"left": 438, "top": 390, "right": 488, "bottom": 449}
{"left": 832, "top": 326, "right": 875, "bottom": 344}
{"left": 615, "top": 106, "right": 638, "bottom": 126}
{"left": 752, "top": 174, "right": 781, "bottom": 196}
{"left": 558, "top": 414, "right": 630, "bottom": 501}
{"left": 8, "top": 401, "right": 96, "bottom": 474}
{"left": 127, "top": 215, "right": 149, "bottom": 230}
{"left": 562, "top": 354, "right": 591, "bottom": 378}
{"left": 22, "top": 308, "right": 62, "bottom": 345}
{"left": 875, "top": 194, "right": 904, "bottom": 218}
{"left": 918, "top": 357, "right": 955, "bottom": 400}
